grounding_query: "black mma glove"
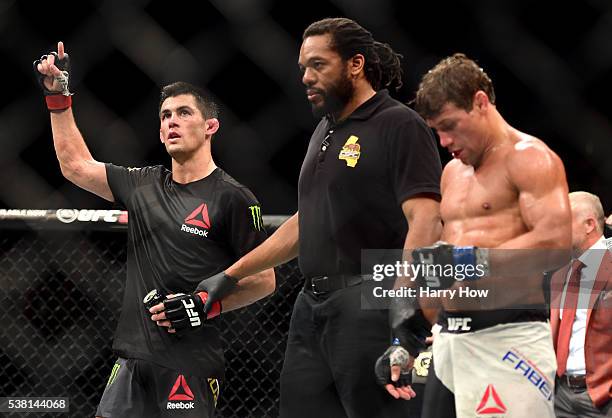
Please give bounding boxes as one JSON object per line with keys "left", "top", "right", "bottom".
{"left": 375, "top": 341, "right": 413, "bottom": 387}
{"left": 390, "top": 298, "right": 431, "bottom": 357}
{"left": 33, "top": 50, "right": 73, "bottom": 110}
{"left": 162, "top": 292, "right": 221, "bottom": 335}
{"left": 375, "top": 292, "right": 431, "bottom": 388}
{"left": 143, "top": 289, "right": 165, "bottom": 311}
{"left": 412, "top": 241, "right": 489, "bottom": 289}
{"left": 195, "top": 272, "right": 239, "bottom": 314}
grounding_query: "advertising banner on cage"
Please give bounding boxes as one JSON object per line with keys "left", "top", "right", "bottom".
{"left": 0, "top": 209, "right": 129, "bottom": 230}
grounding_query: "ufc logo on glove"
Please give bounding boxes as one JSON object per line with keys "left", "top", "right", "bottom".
{"left": 181, "top": 299, "right": 202, "bottom": 327}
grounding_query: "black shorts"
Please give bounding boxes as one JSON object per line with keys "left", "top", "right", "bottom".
{"left": 96, "top": 358, "right": 220, "bottom": 418}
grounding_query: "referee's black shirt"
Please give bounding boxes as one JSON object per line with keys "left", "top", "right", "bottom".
{"left": 298, "top": 90, "right": 442, "bottom": 278}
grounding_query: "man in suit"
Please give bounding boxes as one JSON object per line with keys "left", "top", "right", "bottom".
{"left": 551, "top": 191, "right": 612, "bottom": 417}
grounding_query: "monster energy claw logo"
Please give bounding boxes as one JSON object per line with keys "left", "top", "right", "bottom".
{"left": 249, "top": 205, "right": 263, "bottom": 231}
{"left": 106, "top": 363, "right": 121, "bottom": 387}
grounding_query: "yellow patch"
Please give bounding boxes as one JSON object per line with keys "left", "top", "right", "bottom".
{"left": 338, "top": 135, "right": 361, "bottom": 168}
{"left": 207, "top": 378, "right": 220, "bottom": 406}
{"left": 414, "top": 350, "right": 432, "bottom": 377}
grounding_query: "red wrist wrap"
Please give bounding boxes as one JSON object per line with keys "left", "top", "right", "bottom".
{"left": 196, "top": 292, "right": 221, "bottom": 319}
{"left": 45, "top": 95, "right": 72, "bottom": 111}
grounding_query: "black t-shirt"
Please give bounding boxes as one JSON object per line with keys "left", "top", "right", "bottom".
{"left": 298, "top": 90, "right": 442, "bottom": 277}
{"left": 106, "top": 164, "right": 267, "bottom": 378}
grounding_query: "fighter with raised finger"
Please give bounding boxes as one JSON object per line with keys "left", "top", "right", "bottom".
{"left": 35, "top": 42, "right": 275, "bottom": 418}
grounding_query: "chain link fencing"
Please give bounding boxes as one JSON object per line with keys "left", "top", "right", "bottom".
{"left": 0, "top": 212, "right": 301, "bottom": 417}
{"left": 2, "top": 1, "right": 611, "bottom": 213}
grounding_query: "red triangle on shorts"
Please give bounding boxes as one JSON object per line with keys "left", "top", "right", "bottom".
{"left": 475, "top": 384, "right": 507, "bottom": 414}
{"left": 168, "top": 374, "right": 195, "bottom": 401}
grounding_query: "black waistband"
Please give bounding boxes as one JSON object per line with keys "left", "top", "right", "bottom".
{"left": 439, "top": 309, "right": 548, "bottom": 333}
{"left": 304, "top": 275, "right": 366, "bottom": 295}
{"left": 559, "top": 374, "right": 587, "bottom": 389}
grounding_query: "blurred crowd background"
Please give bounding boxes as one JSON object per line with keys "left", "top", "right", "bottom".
{"left": 1, "top": 0, "right": 610, "bottom": 214}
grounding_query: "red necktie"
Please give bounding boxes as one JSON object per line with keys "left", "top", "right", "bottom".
{"left": 556, "top": 259, "right": 585, "bottom": 377}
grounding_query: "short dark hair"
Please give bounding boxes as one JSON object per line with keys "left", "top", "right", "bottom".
{"left": 303, "top": 17, "right": 403, "bottom": 91}
{"left": 159, "top": 82, "right": 219, "bottom": 119}
{"left": 415, "top": 53, "right": 496, "bottom": 120}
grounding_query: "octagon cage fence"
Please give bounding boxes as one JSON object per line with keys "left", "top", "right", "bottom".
{"left": 0, "top": 209, "right": 303, "bottom": 417}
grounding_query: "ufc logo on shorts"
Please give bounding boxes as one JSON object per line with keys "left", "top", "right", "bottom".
{"left": 447, "top": 317, "right": 471, "bottom": 331}
{"left": 181, "top": 299, "right": 201, "bottom": 327}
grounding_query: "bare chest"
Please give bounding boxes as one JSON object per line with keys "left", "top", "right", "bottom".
{"left": 441, "top": 166, "right": 518, "bottom": 222}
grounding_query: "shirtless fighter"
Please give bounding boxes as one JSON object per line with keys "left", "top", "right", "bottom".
{"left": 375, "top": 54, "right": 572, "bottom": 418}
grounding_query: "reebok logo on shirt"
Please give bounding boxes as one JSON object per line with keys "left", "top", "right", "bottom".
{"left": 182, "top": 203, "right": 211, "bottom": 238}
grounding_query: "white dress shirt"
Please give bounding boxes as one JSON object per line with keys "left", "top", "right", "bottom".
{"left": 559, "top": 235, "right": 607, "bottom": 375}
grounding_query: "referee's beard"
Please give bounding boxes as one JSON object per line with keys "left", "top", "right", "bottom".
{"left": 311, "top": 69, "right": 354, "bottom": 120}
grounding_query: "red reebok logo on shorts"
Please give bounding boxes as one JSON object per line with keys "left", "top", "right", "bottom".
{"left": 476, "top": 384, "right": 507, "bottom": 414}
{"left": 185, "top": 203, "right": 211, "bottom": 229}
{"left": 168, "top": 375, "right": 195, "bottom": 401}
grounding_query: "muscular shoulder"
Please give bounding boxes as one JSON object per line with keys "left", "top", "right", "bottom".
{"left": 505, "top": 133, "right": 564, "bottom": 185}
{"left": 501, "top": 133, "right": 568, "bottom": 203}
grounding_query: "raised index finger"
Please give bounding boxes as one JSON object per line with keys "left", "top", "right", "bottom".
{"left": 57, "top": 41, "right": 65, "bottom": 59}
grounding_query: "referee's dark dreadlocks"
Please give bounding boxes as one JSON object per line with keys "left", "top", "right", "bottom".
{"left": 303, "top": 17, "right": 403, "bottom": 91}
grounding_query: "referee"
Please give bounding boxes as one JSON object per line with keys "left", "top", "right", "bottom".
{"left": 180, "top": 18, "right": 443, "bottom": 418}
